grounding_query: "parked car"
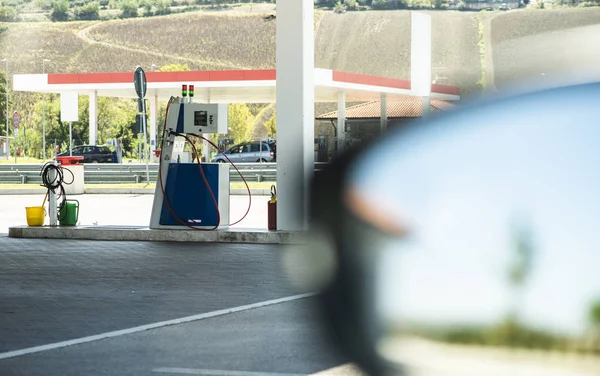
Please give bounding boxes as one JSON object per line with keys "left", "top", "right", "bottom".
{"left": 211, "top": 141, "right": 276, "bottom": 163}
{"left": 56, "top": 145, "right": 115, "bottom": 163}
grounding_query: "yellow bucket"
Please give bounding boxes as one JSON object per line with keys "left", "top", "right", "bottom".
{"left": 25, "top": 206, "right": 46, "bottom": 227}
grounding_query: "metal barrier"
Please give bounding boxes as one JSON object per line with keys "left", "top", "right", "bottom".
{"left": 0, "top": 162, "right": 327, "bottom": 184}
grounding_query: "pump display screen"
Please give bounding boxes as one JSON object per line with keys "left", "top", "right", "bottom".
{"left": 194, "top": 110, "right": 208, "bottom": 127}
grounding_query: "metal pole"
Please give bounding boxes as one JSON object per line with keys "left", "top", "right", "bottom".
{"left": 69, "top": 122, "right": 72, "bottom": 156}
{"left": 42, "top": 94, "right": 46, "bottom": 160}
{"left": 143, "top": 103, "right": 149, "bottom": 183}
{"left": 3, "top": 59, "right": 8, "bottom": 161}
{"left": 42, "top": 59, "right": 50, "bottom": 161}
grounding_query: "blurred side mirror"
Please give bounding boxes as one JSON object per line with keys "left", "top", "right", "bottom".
{"left": 307, "top": 83, "right": 600, "bottom": 376}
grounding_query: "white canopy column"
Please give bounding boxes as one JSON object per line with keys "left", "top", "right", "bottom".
{"left": 337, "top": 90, "right": 346, "bottom": 154}
{"left": 411, "top": 12, "right": 432, "bottom": 118}
{"left": 380, "top": 93, "right": 388, "bottom": 133}
{"left": 89, "top": 90, "right": 97, "bottom": 145}
{"left": 275, "top": 0, "right": 315, "bottom": 231}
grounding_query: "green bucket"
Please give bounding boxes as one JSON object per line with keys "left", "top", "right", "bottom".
{"left": 59, "top": 200, "right": 79, "bottom": 226}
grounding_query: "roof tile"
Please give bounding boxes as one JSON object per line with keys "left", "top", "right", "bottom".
{"left": 316, "top": 98, "right": 455, "bottom": 120}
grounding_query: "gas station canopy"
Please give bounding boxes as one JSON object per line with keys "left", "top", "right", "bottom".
{"left": 13, "top": 68, "right": 460, "bottom": 102}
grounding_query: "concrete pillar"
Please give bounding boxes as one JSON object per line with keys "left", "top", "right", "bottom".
{"left": 337, "top": 90, "right": 346, "bottom": 154}
{"left": 89, "top": 90, "right": 97, "bottom": 145}
{"left": 149, "top": 92, "right": 158, "bottom": 162}
{"left": 422, "top": 96, "right": 431, "bottom": 117}
{"left": 380, "top": 93, "right": 388, "bottom": 133}
{"left": 411, "top": 12, "right": 432, "bottom": 117}
{"left": 275, "top": 0, "right": 315, "bottom": 231}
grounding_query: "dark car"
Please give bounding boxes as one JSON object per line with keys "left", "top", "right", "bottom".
{"left": 57, "top": 145, "right": 114, "bottom": 163}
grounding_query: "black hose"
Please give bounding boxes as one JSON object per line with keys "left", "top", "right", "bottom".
{"left": 40, "top": 162, "right": 75, "bottom": 221}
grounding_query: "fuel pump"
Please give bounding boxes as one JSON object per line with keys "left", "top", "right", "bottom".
{"left": 149, "top": 85, "right": 230, "bottom": 230}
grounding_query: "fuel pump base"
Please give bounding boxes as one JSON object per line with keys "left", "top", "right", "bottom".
{"left": 150, "top": 163, "right": 229, "bottom": 229}
{"left": 149, "top": 96, "right": 230, "bottom": 230}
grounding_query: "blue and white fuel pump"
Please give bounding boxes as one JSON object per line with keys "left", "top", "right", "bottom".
{"left": 150, "top": 90, "right": 231, "bottom": 230}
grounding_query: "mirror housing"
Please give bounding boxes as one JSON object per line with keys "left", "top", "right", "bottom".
{"left": 310, "top": 82, "right": 600, "bottom": 376}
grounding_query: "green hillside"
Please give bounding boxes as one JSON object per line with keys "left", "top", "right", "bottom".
{"left": 1, "top": 7, "right": 599, "bottom": 160}
{"left": 0, "top": 9, "right": 480, "bottom": 89}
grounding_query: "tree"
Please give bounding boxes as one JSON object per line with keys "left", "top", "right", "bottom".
{"left": 228, "top": 104, "right": 253, "bottom": 144}
{"left": 0, "top": 6, "right": 17, "bottom": 22}
{"left": 372, "top": 0, "right": 388, "bottom": 8}
{"left": 119, "top": 0, "right": 139, "bottom": 18}
{"left": 0, "top": 73, "right": 9, "bottom": 139}
{"left": 51, "top": 0, "right": 69, "bottom": 21}
{"left": 345, "top": 0, "right": 358, "bottom": 9}
{"left": 141, "top": 0, "right": 153, "bottom": 15}
{"left": 590, "top": 299, "right": 600, "bottom": 327}
{"left": 264, "top": 113, "right": 276, "bottom": 136}
{"left": 588, "top": 298, "right": 600, "bottom": 353}
{"left": 505, "top": 218, "right": 536, "bottom": 328}
{"left": 74, "top": 1, "right": 100, "bottom": 20}
{"left": 154, "top": 0, "right": 170, "bottom": 15}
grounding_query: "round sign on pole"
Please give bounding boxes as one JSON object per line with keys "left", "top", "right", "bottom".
{"left": 13, "top": 111, "right": 19, "bottom": 128}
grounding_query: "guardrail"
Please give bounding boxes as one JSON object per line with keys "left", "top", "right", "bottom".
{"left": 0, "top": 162, "right": 328, "bottom": 185}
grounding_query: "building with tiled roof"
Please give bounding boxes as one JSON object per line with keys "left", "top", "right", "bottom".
{"left": 314, "top": 98, "right": 456, "bottom": 161}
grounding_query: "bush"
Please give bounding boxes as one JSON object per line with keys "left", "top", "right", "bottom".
{"left": 141, "top": 0, "right": 153, "bottom": 15}
{"left": 100, "top": 12, "right": 118, "bottom": 19}
{"left": 154, "top": 0, "right": 171, "bottom": 15}
{"left": 0, "top": 6, "right": 18, "bottom": 21}
{"left": 119, "top": 0, "right": 139, "bottom": 17}
{"left": 345, "top": 0, "right": 358, "bottom": 9}
{"left": 74, "top": 1, "right": 100, "bottom": 20}
{"left": 51, "top": 0, "right": 69, "bottom": 21}
{"left": 372, "top": 0, "right": 387, "bottom": 8}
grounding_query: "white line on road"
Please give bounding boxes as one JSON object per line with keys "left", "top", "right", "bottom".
{"left": 0, "top": 292, "right": 316, "bottom": 361}
{"left": 152, "top": 367, "right": 306, "bottom": 376}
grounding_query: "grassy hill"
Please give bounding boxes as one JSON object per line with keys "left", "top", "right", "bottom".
{"left": 2, "top": 6, "right": 600, "bottom": 159}
{"left": 489, "top": 8, "right": 600, "bottom": 90}
{"left": 1, "top": 7, "right": 599, "bottom": 100}
{"left": 0, "top": 9, "right": 482, "bottom": 92}
{"left": 315, "top": 10, "right": 481, "bottom": 93}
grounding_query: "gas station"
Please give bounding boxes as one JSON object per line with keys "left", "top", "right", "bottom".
{"left": 8, "top": 4, "right": 460, "bottom": 241}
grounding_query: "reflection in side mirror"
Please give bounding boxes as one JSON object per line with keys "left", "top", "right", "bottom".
{"left": 312, "top": 83, "right": 600, "bottom": 376}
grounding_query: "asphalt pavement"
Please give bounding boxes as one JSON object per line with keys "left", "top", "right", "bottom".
{"left": 0, "top": 236, "right": 352, "bottom": 376}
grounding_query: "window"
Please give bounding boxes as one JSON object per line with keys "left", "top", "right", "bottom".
{"left": 242, "top": 144, "right": 252, "bottom": 153}
{"left": 250, "top": 142, "right": 264, "bottom": 152}
{"left": 228, "top": 145, "right": 241, "bottom": 154}
{"left": 72, "top": 146, "right": 84, "bottom": 153}
{"left": 83, "top": 146, "right": 95, "bottom": 154}
{"left": 100, "top": 146, "right": 112, "bottom": 153}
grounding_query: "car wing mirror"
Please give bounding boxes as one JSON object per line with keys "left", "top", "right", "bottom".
{"left": 295, "top": 83, "right": 600, "bottom": 376}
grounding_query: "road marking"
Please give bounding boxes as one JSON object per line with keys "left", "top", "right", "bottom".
{"left": 152, "top": 368, "right": 306, "bottom": 376}
{"left": 0, "top": 293, "right": 316, "bottom": 361}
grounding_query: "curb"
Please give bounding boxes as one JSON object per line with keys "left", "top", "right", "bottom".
{"left": 8, "top": 226, "right": 306, "bottom": 245}
{"left": 0, "top": 188, "right": 47, "bottom": 195}
{"left": 0, "top": 188, "right": 272, "bottom": 195}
